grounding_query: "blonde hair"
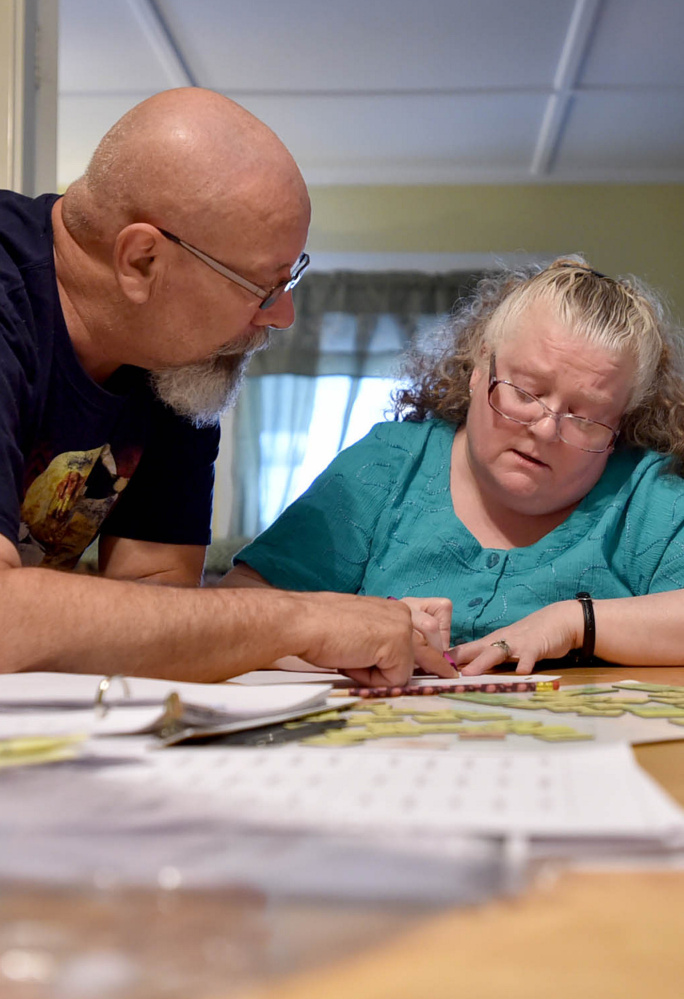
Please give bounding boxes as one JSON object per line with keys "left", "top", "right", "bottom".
{"left": 394, "top": 255, "right": 684, "bottom": 471}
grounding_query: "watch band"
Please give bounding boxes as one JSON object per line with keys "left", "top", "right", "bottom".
{"left": 575, "top": 591, "right": 596, "bottom": 661}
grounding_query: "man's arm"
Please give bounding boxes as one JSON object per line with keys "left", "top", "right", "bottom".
{"left": 0, "top": 534, "right": 449, "bottom": 683}
{"left": 98, "top": 535, "right": 206, "bottom": 586}
{"left": 223, "top": 563, "right": 455, "bottom": 675}
{"left": 222, "top": 563, "right": 273, "bottom": 588}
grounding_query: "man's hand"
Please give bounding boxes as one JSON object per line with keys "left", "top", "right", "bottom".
{"left": 224, "top": 572, "right": 456, "bottom": 685}
{"left": 450, "top": 601, "right": 583, "bottom": 675}
{"left": 291, "top": 591, "right": 457, "bottom": 687}
{"left": 341, "top": 594, "right": 457, "bottom": 685}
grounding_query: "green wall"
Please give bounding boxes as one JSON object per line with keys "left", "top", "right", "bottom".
{"left": 308, "top": 184, "right": 684, "bottom": 322}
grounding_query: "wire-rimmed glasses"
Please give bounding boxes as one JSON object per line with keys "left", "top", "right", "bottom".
{"left": 487, "top": 353, "right": 619, "bottom": 453}
{"left": 158, "top": 228, "right": 309, "bottom": 310}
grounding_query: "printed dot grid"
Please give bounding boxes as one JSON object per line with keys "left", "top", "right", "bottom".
{"left": 93, "top": 745, "right": 683, "bottom": 839}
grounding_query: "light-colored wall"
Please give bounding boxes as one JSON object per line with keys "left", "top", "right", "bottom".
{"left": 0, "top": 0, "right": 57, "bottom": 195}
{"left": 308, "top": 184, "right": 684, "bottom": 322}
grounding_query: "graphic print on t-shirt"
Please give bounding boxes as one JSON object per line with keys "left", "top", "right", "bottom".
{"left": 19, "top": 443, "right": 136, "bottom": 569}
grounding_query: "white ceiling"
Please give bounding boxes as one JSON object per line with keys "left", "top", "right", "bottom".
{"left": 58, "top": 0, "right": 684, "bottom": 189}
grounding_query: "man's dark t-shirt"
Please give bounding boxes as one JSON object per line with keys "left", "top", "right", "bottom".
{"left": 0, "top": 190, "right": 219, "bottom": 569}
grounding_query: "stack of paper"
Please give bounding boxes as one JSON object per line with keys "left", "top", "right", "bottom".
{"left": 1, "top": 673, "right": 683, "bottom": 899}
{"left": 0, "top": 672, "right": 338, "bottom": 742}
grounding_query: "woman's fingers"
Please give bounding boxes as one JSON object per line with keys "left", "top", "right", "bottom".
{"left": 399, "top": 597, "right": 452, "bottom": 651}
{"left": 412, "top": 633, "right": 459, "bottom": 677}
{"left": 409, "top": 610, "right": 444, "bottom": 651}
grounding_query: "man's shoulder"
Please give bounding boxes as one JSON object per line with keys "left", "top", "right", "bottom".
{"left": 0, "top": 191, "right": 61, "bottom": 362}
{"left": 0, "top": 191, "right": 58, "bottom": 280}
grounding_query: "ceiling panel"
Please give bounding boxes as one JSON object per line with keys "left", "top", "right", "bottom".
{"left": 59, "top": 0, "right": 179, "bottom": 92}
{"left": 580, "top": 0, "right": 684, "bottom": 87}
{"left": 554, "top": 92, "right": 684, "bottom": 178}
{"left": 240, "top": 93, "right": 547, "bottom": 184}
{"left": 158, "top": 0, "right": 574, "bottom": 91}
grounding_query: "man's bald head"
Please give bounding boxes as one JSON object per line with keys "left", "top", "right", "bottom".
{"left": 55, "top": 89, "right": 310, "bottom": 410}
{"left": 62, "top": 88, "right": 310, "bottom": 250}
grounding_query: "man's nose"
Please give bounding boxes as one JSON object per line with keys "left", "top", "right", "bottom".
{"left": 254, "top": 290, "right": 296, "bottom": 330}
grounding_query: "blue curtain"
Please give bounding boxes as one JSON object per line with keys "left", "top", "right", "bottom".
{"left": 228, "top": 270, "right": 481, "bottom": 537}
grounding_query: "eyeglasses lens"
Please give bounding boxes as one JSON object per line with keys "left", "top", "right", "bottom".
{"left": 259, "top": 253, "right": 310, "bottom": 310}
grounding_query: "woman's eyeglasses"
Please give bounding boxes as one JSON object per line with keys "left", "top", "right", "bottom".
{"left": 487, "top": 353, "right": 619, "bottom": 453}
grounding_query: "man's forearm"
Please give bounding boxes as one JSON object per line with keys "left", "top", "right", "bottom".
{"left": 0, "top": 568, "right": 301, "bottom": 679}
{"left": 0, "top": 567, "right": 423, "bottom": 682}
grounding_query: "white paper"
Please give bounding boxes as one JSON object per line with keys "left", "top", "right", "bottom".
{"left": 231, "top": 671, "right": 561, "bottom": 687}
{"left": 0, "top": 760, "right": 508, "bottom": 899}
{"left": 96, "top": 742, "right": 684, "bottom": 844}
{"left": 0, "top": 672, "right": 331, "bottom": 713}
{"left": 0, "top": 673, "right": 335, "bottom": 739}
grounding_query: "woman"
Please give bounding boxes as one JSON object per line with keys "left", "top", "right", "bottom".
{"left": 224, "top": 257, "right": 684, "bottom": 674}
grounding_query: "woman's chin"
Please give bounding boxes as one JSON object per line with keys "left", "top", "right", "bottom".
{"left": 489, "top": 475, "right": 563, "bottom": 515}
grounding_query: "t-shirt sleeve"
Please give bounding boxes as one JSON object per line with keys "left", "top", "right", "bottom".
{"left": 100, "top": 403, "right": 220, "bottom": 546}
{"left": 0, "top": 301, "right": 38, "bottom": 546}
{"left": 235, "top": 421, "right": 414, "bottom": 592}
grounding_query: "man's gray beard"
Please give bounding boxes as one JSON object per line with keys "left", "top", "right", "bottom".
{"left": 150, "top": 344, "right": 254, "bottom": 428}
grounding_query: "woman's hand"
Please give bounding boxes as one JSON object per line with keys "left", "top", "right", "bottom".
{"left": 399, "top": 596, "right": 452, "bottom": 653}
{"left": 450, "top": 600, "right": 584, "bottom": 675}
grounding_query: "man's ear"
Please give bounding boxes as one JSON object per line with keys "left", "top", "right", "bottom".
{"left": 113, "top": 224, "right": 166, "bottom": 304}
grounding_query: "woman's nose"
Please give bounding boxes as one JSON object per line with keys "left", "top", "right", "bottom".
{"left": 529, "top": 413, "right": 561, "bottom": 442}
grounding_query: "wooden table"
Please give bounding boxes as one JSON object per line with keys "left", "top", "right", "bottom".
{"left": 1, "top": 667, "right": 683, "bottom": 999}
{"left": 233, "top": 665, "right": 684, "bottom": 999}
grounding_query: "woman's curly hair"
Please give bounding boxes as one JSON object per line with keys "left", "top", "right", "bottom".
{"left": 393, "top": 255, "right": 684, "bottom": 472}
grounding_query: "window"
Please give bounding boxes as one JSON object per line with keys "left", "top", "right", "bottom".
{"left": 256, "top": 374, "right": 398, "bottom": 530}
{"left": 222, "top": 269, "right": 483, "bottom": 539}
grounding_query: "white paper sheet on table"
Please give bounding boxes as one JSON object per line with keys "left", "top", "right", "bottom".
{"left": 231, "top": 671, "right": 561, "bottom": 687}
{"left": 98, "top": 742, "right": 684, "bottom": 845}
{"left": 0, "top": 672, "right": 330, "bottom": 711}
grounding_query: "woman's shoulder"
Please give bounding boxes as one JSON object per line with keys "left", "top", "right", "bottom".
{"left": 329, "top": 418, "right": 455, "bottom": 483}
{"left": 603, "top": 446, "right": 684, "bottom": 505}
{"left": 365, "top": 417, "right": 457, "bottom": 449}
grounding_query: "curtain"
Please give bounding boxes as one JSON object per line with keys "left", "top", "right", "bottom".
{"left": 227, "top": 270, "right": 482, "bottom": 537}
{"left": 230, "top": 375, "right": 319, "bottom": 539}
{"left": 248, "top": 270, "right": 480, "bottom": 378}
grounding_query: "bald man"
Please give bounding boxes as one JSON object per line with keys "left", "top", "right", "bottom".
{"left": 0, "top": 87, "right": 453, "bottom": 685}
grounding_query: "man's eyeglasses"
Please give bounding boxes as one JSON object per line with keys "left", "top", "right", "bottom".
{"left": 158, "top": 228, "right": 310, "bottom": 310}
{"left": 487, "top": 353, "right": 619, "bottom": 453}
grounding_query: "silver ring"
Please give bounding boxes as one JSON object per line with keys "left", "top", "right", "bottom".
{"left": 490, "top": 639, "right": 512, "bottom": 659}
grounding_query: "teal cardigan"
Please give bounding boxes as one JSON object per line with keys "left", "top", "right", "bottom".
{"left": 236, "top": 419, "right": 684, "bottom": 645}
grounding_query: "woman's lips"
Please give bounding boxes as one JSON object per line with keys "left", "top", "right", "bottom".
{"left": 510, "top": 449, "right": 550, "bottom": 468}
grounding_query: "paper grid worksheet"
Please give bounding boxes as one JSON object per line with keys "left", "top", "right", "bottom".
{"left": 106, "top": 742, "right": 684, "bottom": 843}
